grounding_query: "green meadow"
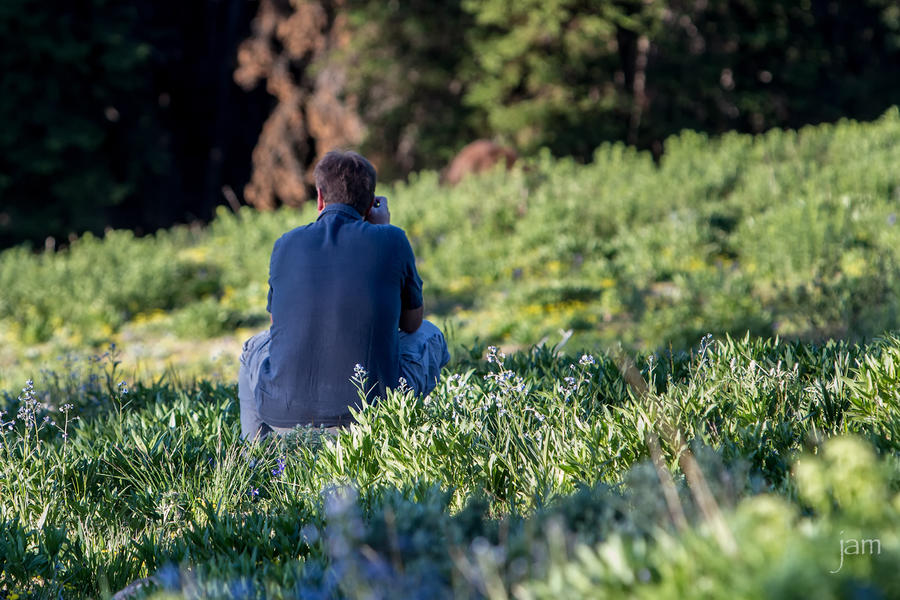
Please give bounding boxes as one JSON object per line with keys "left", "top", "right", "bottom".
{"left": 2, "top": 109, "right": 900, "bottom": 598}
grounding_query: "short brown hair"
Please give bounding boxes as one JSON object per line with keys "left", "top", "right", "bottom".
{"left": 313, "top": 150, "right": 376, "bottom": 216}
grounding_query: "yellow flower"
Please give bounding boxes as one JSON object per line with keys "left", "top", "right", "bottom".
{"left": 178, "top": 247, "right": 209, "bottom": 262}
{"left": 687, "top": 257, "right": 706, "bottom": 271}
{"left": 545, "top": 260, "right": 562, "bottom": 274}
{"left": 522, "top": 303, "right": 542, "bottom": 316}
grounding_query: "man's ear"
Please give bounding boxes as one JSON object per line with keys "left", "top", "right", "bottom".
{"left": 364, "top": 196, "right": 375, "bottom": 219}
{"left": 316, "top": 188, "right": 325, "bottom": 213}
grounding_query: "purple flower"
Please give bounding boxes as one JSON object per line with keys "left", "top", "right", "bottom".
{"left": 272, "top": 458, "right": 286, "bottom": 477}
{"left": 249, "top": 487, "right": 259, "bottom": 499}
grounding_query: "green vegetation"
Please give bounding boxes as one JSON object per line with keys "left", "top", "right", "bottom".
{"left": 3, "top": 111, "right": 900, "bottom": 598}
{"left": 0, "top": 0, "right": 166, "bottom": 246}
{"left": 1, "top": 334, "right": 899, "bottom": 598}
{"left": 3, "top": 108, "right": 900, "bottom": 386}
{"left": 7, "top": 0, "right": 900, "bottom": 245}
{"left": 251, "top": 0, "right": 900, "bottom": 185}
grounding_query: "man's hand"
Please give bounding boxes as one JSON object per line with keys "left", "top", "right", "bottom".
{"left": 366, "top": 196, "right": 390, "bottom": 225}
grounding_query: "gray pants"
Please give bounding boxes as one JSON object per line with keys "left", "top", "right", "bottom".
{"left": 238, "top": 320, "right": 450, "bottom": 440}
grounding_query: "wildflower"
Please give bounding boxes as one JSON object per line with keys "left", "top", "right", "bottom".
{"left": 397, "top": 377, "right": 409, "bottom": 393}
{"left": 579, "top": 354, "right": 596, "bottom": 366}
{"left": 117, "top": 381, "right": 129, "bottom": 395}
{"left": 699, "top": 333, "right": 714, "bottom": 355}
{"left": 353, "top": 363, "right": 367, "bottom": 378}
{"left": 249, "top": 487, "right": 259, "bottom": 499}
{"left": 16, "top": 380, "right": 41, "bottom": 429}
{"left": 486, "top": 346, "right": 498, "bottom": 363}
{"left": 485, "top": 345, "right": 505, "bottom": 364}
{"left": 558, "top": 374, "right": 579, "bottom": 398}
{"left": 272, "top": 458, "right": 286, "bottom": 477}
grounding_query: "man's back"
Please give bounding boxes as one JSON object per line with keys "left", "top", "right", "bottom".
{"left": 256, "top": 203, "right": 423, "bottom": 427}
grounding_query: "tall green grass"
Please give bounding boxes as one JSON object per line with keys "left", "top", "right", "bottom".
{"left": 1, "top": 334, "right": 899, "bottom": 598}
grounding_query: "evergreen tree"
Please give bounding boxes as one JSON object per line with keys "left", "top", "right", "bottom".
{"left": 0, "top": 0, "right": 167, "bottom": 247}
{"left": 649, "top": 0, "right": 900, "bottom": 142}
{"left": 461, "top": 0, "right": 664, "bottom": 159}
{"left": 337, "top": 0, "right": 479, "bottom": 180}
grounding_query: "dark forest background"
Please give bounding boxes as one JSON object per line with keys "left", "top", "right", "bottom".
{"left": 2, "top": 0, "right": 899, "bottom": 249}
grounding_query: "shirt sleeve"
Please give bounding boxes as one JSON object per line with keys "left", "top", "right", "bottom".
{"left": 398, "top": 231, "right": 423, "bottom": 310}
{"left": 266, "top": 237, "right": 279, "bottom": 314}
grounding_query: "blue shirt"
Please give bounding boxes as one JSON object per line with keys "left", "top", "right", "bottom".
{"left": 256, "top": 203, "right": 423, "bottom": 427}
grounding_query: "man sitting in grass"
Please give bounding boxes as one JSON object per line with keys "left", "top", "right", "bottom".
{"left": 238, "top": 150, "right": 450, "bottom": 440}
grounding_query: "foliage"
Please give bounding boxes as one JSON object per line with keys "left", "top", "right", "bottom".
{"left": 461, "top": 0, "right": 663, "bottom": 154}
{"left": 0, "top": 229, "right": 223, "bottom": 345}
{"left": 337, "top": 1, "right": 479, "bottom": 180}
{"left": 4, "top": 109, "right": 900, "bottom": 386}
{"left": 0, "top": 0, "right": 163, "bottom": 247}
{"left": 519, "top": 438, "right": 900, "bottom": 599}
{"left": 648, "top": 0, "right": 900, "bottom": 142}
{"left": 233, "top": 0, "right": 363, "bottom": 210}
{"left": 0, "top": 0, "right": 267, "bottom": 249}
{"left": 327, "top": 0, "right": 900, "bottom": 176}
{"left": 1, "top": 333, "right": 899, "bottom": 598}
{"left": 6, "top": 0, "right": 900, "bottom": 240}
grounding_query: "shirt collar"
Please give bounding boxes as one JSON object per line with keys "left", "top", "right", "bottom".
{"left": 316, "top": 203, "right": 364, "bottom": 222}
